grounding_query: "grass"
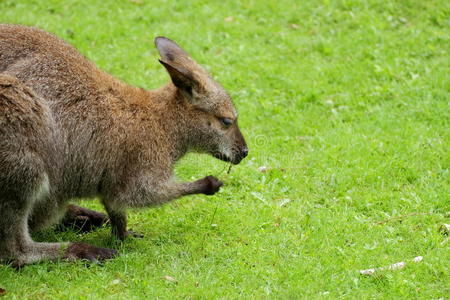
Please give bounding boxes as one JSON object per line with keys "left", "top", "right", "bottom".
{"left": 0, "top": 0, "right": 449, "bottom": 298}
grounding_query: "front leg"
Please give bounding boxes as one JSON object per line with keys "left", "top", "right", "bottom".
{"left": 122, "top": 175, "right": 223, "bottom": 206}
{"left": 103, "top": 175, "right": 223, "bottom": 240}
{"left": 107, "top": 209, "right": 127, "bottom": 241}
{"left": 152, "top": 175, "right": 224, "bottom": 202}
{"left": 103, "top": 206, "right": 144, "bottom": 241}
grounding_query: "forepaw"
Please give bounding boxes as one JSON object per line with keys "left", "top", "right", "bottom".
{"left": 201, "top": 176, "right": 223, "bottom": 195}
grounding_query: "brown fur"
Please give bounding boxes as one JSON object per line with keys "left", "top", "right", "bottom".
{"left": 0, "top": 24, "right": 247, "bottom": 266}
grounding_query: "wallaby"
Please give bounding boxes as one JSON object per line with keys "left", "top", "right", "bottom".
{"left": 0, "top": 24, "right": 248, "bottom": 267}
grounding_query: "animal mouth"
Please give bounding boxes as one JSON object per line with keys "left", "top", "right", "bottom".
{"left": 213, "top": 152, "right": 243, "bottom": 165}
{"left": 213, "top": 152, "right": 232, "bottom": 163}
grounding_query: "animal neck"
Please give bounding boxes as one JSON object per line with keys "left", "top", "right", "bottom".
{"left": 139, "top": 83, "right": 192, "bottom": 164}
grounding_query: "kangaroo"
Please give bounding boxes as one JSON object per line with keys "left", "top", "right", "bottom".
{"left": 0, "top": 24, "right": 248, "bottom": 267}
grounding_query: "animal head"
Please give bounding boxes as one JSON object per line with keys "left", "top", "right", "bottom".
{"left": 155, "top": 37, "right": 248, "bottom": 165}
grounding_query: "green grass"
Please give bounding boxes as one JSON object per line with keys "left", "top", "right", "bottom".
{"left": 1, "top": 0, "right": 449, "bottom": 298}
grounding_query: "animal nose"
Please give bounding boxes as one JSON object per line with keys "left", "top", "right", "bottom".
{"left": 241, "top": 147, "right": 249, "bottom": 158}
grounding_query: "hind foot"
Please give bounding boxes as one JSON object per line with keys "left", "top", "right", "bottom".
{"left": 58, "top": 205, "right": 108, "bottom": 232}
{"left": 63, "top": 242, "right": 117, "bottom": 263}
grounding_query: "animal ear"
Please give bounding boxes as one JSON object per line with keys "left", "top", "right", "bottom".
{"left": 158, "top": 59, "right": 199, "bottom": 101}
{"left": 155, "top": 37, "right": 206, "bottom": 102}
{"left": 154, "top": 36, "right": 190, "bottom": 63}
{"left": 155, "top": 37, "right": 211, "bottom": 103}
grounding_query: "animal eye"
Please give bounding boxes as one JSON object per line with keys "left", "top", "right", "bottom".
{"left": 219, "top": 117, "right": 233, "bottom": 127}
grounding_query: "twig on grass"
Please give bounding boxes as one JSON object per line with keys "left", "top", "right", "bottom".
{"left": 200, "top": 204, "right": 219, "bottom": 250}
{"left": 360, "top": 256, "right": 423, "bottom": 276}
{"left": 163, "top": 275, "right": 178, "bottom": 284}
{"left": 374, "top": 212, "right": 433, "bottom": 225}
{"left": 209, "top": 204, "right": 219, "bottom": 226}
{"left": 439, "top": 224, "right": 450, "bottom": 235}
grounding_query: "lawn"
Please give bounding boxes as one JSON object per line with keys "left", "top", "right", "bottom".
{"left": 0, "top": 0, "right": 449, "bottom": 298}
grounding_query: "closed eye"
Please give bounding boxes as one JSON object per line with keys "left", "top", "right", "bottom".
{"left": 219, "top": 117, "right": 233, "bottom": 127}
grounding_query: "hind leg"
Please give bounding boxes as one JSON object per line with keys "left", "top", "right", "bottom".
{"left": 0, "top": 174, "right": 116, "bottom": 267}
{"left": 1, "top": 195, "right": 117, "bottom": 267}
{"left": 0, "top": 175, "right": 61, "bottom": 266}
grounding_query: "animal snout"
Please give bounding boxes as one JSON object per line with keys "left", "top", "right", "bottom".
{"left": 233, "top": 146, "right": 248, "bottom": 164}
{"left": 241, "top": 147, "right": 249, "bottom": 159}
